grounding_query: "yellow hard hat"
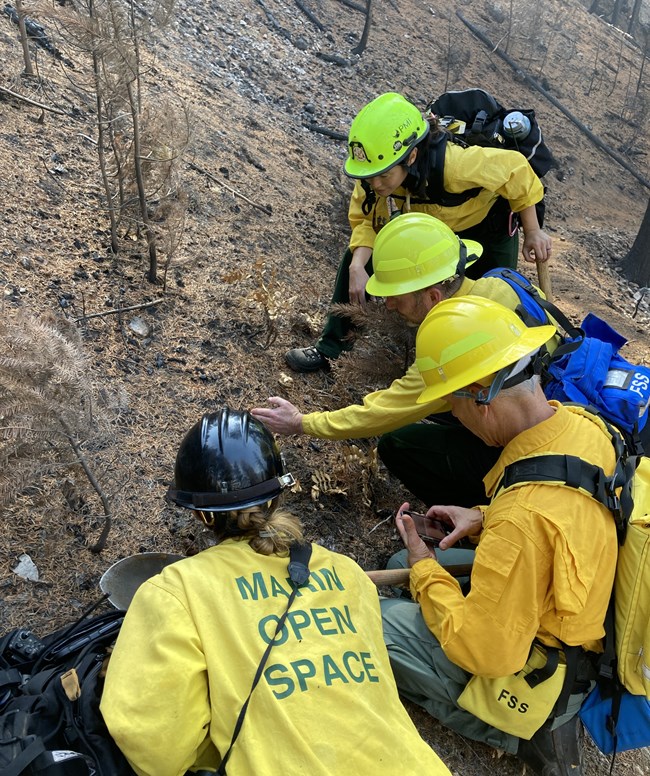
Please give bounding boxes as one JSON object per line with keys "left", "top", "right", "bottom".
{"left": 345, "top": 93, "right": 429, "bottom": 179}
{"left": 415, "top": 296, "right": 556, "bottom": 406}
{"left": 366, "top": 213, "right": 483, "bottom": 297}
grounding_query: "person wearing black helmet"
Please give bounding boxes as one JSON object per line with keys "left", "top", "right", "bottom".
{"left": 100, "top": 408, "right": 451, "bottom": 776}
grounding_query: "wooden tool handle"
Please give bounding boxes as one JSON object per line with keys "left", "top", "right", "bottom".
{"left": 365, "top": 568, "right": 411, "bottom": 586}
{"left": 536, "top": 258, "right": 553, "bottom": 301}
{"left": 366, "top": 563, "right": 474, "bottom": 586}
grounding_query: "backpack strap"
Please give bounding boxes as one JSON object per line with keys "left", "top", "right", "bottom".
{"left": 216, "top": 542, "right": 313, "bottom": 775}
{"left": 491, "top": 268, "right": 583, "bottom": 339}
{"left": 0, "top": 719, "right": 47, "bottom": 776}
{"left": 0, "top": 668, "right": 23, "bottom": 693}
{"left": 410, "top": 133, "right": 482, "bottom": 207}
{"left": 484, "top": 268, "right": 589, "bottom": 379}
{"left": 497, "top": 452, "right": 629, "bottom": 539}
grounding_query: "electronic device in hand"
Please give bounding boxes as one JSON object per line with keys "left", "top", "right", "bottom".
{"left": 401, "top": 510, "right": 452, "bottom": 547}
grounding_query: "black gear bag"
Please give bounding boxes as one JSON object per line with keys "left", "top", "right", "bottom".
{"left": 0, "top": 605, "right": 134, "bottom": 776}
{"left": 426, "top": 87, "right": 555, "bottom": 179}
{"left": 423, "top": 88, "right": 555, "bottom": 225}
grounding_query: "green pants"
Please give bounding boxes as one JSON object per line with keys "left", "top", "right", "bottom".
{"left": 377, "top": 419, "right": 502, "bottom": 508}
{"left": 460, "top": 198, "right": 520, "bottom": 280}
{"left": 381, "top": 596, "right": 520, "bottom": 753}
{"left": 381, "top": 598, "right": 590, "bottom": 754}
{"left": 387, "top": 548, "right": 475, "bottom": 595}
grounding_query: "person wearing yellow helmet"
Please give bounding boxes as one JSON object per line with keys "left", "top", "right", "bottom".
{"left": 285, "top": 91, "right": 551, "bottom": 373}
{"left": 380, "top": 296, "right": 618, "bottom": 776}
{"left": 254, "top": 213, "right": 561, "bottom": 509}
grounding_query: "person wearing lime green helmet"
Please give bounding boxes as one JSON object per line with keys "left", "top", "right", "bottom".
{"left": 380, "top": 296, "right": 617, "bottom": 776}
{"left": 285, "top": 91, "right": 551, "bottom": 373}
{"left": 254, "top": 213, "right": 561, "bottom": 509}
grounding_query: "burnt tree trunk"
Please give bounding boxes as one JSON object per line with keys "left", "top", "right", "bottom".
{"left": 621, "top": 197, "right": 650, "bottom": 287}
{"left": 629, "top": 0, "right": 643, "bottom": 36}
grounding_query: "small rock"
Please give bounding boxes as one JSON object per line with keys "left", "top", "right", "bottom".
{"left": 13, "top": 553, "right": 39, "bottom": 581}
{"left": 128, "top": 316, "right": 153, "bottom": 338}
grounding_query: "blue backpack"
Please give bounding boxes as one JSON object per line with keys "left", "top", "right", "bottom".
{"left": 483, "top": 268, "right": 650, "bottom": 441}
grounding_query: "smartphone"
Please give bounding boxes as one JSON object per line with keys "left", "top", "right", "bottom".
{"left": 401, "top": 510, "right": 452, "bottom": 547}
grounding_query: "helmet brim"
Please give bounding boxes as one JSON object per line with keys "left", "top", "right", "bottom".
{"left": 344, "top": 122, "right": 429, "bottom": 179}
{"left": 344, "top": 148, "right": 412, "bottom": 179}
{"left": 166, "top": 473, "right": 295, "bottom": 512}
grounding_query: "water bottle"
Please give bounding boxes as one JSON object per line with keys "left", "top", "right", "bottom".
{"left": 502, "top": 111, "right": 531, "bottom": 141}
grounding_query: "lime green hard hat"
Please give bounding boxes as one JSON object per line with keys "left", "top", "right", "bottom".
{"left": 345, "top": 93, "right": 429, "bottom": 179}
{"left": 415, "top": 296, "right": 556, "bottom": 406}
{"left": 366, "top": 213, "right": 483, "bottom": 297}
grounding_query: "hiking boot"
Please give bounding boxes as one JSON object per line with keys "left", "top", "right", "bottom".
{"left": 517, "top": 716, "right": 583, "bottom": 776}
{"left": 285, "top": 346, "right": 330, "bottom": 373}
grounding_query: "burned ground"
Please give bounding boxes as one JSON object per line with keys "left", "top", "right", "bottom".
{"left": 1, "top": 0, "right": 650, "bottom": 773}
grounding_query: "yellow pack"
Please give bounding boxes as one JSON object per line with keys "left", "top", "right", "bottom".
{"left": 496, "top": 408, "right": 650, "bottom": 700}
{"left": 458, "top": 643, "right": 566, "bottom": 739}
{"left": 614, "top": 456, "right": 650, "bottom": 696}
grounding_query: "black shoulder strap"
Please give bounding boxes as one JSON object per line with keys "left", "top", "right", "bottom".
{"left": 497, "top": 445, "right": 635, "bottom": 542}
{"left": 1, "top": 735, "right": 47, "bottom": 776}
{"left": 216, "top": 542, "right": 312, "bottom": 775}
{"left": 414, "top": 133, "right": 482, "bottom": 207}
{"left": 359, "top": 178, "right": 376, "bottom": 216}
{"left": 495, "top": 268, "right": 583, "bottom": 340}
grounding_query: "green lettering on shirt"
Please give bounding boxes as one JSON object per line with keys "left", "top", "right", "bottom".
{"left": 360, "top": 652, "right": 380, "bottom": 683}
{"left": 323, "top": 654, "right": 350, "bottom": 686}
{"left": 269, "top": 575, "right": 291, "bottom": 599}
{"left": 258, "top": 614, "right": 288, "bottom": 646}
{"left": 342, "top": 651, "right": 365, "bottom": 682}
{"left": 286, "top": 609, "right": 311, "bottom": 640}
{"left": 311, "top": 607, "right": 337, "bottom": 636}
{"left": 306, "top": 567, "right": 345, "bottom": 593}
{"left": 331, "top": 605, "right": 356, "bottom": 634}
{"left": 235, "top": 572, "right": 268, "bottom": 601}
{"left": 320, "top": 566, "right": 345, "bottom": 591}
{"left": 290, "top": 659, "right": 317, "bottom": 691}
{"left": 265, "top": 664, "right": 294, "bottom": 700}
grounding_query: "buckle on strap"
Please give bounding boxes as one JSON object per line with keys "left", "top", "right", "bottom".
{"left": 278, "top": 473, "right": 296, "bottom": 489}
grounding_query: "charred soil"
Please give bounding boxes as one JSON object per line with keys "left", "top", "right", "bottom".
{"left": 1, "top": 0, "right": 650, "bottom": 773}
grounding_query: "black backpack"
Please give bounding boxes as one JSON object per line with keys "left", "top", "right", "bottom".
{"left": 0, "top": 607, "right": 134, "bottom": 776}
{"left": 422, "top": 88, "right": 555, "bottom": 223}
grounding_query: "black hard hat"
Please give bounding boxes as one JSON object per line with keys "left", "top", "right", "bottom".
{"left": 166, "top": 409, "right": 294, "bottom": 512}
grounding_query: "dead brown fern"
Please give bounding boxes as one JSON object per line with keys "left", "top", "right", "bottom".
{"left": 0, "top": 312, "right": 114, "bottom": 552}
{"left": 327, "top": 301, "right": 416, "bottom": 408}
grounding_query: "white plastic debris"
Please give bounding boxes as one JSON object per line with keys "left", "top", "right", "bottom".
{"left": 12, "top": 553, "right": 39, "bottom": 581}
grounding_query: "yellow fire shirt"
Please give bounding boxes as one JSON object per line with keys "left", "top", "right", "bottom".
{"left": 101, "top": 540, "right": 451, "bottom": 776}
{"left": 348, "top": 142, "right": 545, "bottom": 251}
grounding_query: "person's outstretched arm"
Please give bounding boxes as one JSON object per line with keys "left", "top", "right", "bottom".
{"left": 251, "top": 397, "right": 304, "bottom": 435}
